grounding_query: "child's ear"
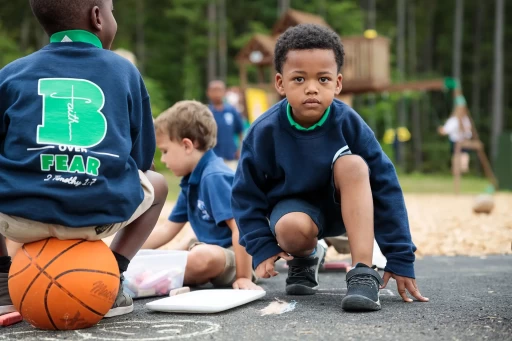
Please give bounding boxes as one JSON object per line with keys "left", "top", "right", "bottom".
{"left": 335, "top": 74, "right": 343, "bottom": 95}
{"left": 275, "top": 74, "right": 286, "bottom": 96}
{"left": 182, "top": 138, "right": 195, "bottom": 153}
{"left": 90, "top": 6, "right": 102, "bottom": 33}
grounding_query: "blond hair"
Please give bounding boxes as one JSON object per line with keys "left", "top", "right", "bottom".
{"left": 154, "top": 100, "right": 217, "bottom": 151}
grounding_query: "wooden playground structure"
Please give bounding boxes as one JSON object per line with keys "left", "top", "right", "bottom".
{"left": 235, "top": 9, "right": 498, "bottom": 193}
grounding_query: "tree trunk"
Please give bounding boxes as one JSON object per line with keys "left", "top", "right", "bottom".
{"left": 408, "top": 0, "right": 422, "bottom": 171}
{"left": 453, "top": 0, "right": 464, "bottom": 81}
{"left": 471, "top": 1, "right": 484, "bottom": 126}
{"left": 397, "top": 0, "right": 407, "bottom": 169}
{"left": 367, "top": 0, "right": 376, "bottom": 30}
{"left": 491, "top": 0, "right": 504, "bottom": 163}
{"left": 207, "top": 0, "right": 217, "bottom": 83}
{"left": 279, "top": 0, "right": 290, "bottom": 17}
{"left": 136, "top": 0, "right": 145, "bottom": 73}
{"left": 407, "top": 1, "right": 417, "bottom": 76}
{"left": 318, "top": 0, "right": 326, "bottom": 18}
{"left": 421, "top": 0, "right": 436, "bottom": 74}
{"left": 365, "top": 0, "right": 377, "bottom": 136}
{"left": 218, "top": 0, "right": 227, "bottom": 83}
{"left": 20, "top": 14, "right": 31, "bottom": 52}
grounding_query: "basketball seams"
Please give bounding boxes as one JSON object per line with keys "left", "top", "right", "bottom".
{"left": 44, "top": 282, "right": 59, "bottom": 330}
{"left": 18, "top": 240, "right": 87, "bottom": 314}
{"left": 8, "top": 263, "right": 31, "bottom": 280}
{"left": 55, "top": 269, "right": 119, "bottom": 279}
{"left": 48, "top": 269, "right": 119, "bottom": 318}
{"left": 35, "top": 238, "right": 50, "bottom": 258}
{"left": 43, "top": 269, "right": 119, "bottom": 329}
{"left": 44, "top": 276, "right": 103, "bottom": 326}
{"left": 9, "top": 239, "right": 119, "bottom": 330}
{"left": 7, "top": 239, "right": 50, "bottom": 280}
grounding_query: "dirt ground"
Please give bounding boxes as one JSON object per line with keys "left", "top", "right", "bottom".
{"left": 154, "top": 193, "right": 512, "bottom": 259}
{"left": 405, "top": 193, "right": 512, "bottom": 257}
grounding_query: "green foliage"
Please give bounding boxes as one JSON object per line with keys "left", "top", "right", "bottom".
{"left": 324, "top": 2, "right": 364, "bottom": 35}
{"left": 1, "top": 0, "right": 510, "bottom": 177}
{"left": 144, "top": 78, "right": 170, "bottom": 117}
{"left": 153, "top": 148, "right": 167, "bottom": 173}
{"left": 231, "top": 21, "right": 270, "bottom": 49}
{"left": 0, "top": 27, "right": 23, "bottom": 67}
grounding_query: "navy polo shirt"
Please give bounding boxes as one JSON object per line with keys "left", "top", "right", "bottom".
{"left": 209, "top": 103, "right": 244, "bottom": 160}
{"left": 168, "top": 150, "right": 233, "bottom": 247}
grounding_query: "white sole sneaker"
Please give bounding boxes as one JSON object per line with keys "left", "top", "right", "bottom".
{"left": 103, "top": 303, "right": 134, "bottom": 318}
{"left": 0, "top": 305, "right": 16, "bottom": 315}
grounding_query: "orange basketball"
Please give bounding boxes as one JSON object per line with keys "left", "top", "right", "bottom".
{"left": 8, "top": 238, "right": 120, "bottom": 330}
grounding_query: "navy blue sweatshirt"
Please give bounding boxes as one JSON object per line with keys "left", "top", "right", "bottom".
{"left": 231, "top": 99, "right": 417, "bottom": 278}
{"left": 0, "top": 30, "right": 155, "bottom": 227}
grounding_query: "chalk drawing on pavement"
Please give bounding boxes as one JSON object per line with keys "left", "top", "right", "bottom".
{"left": 0, "top": 319, "right": 220, "bottom": 340}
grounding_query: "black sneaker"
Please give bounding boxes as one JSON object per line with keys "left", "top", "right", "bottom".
{"left": 341, "top": 263, "right": 383, "bottom": 311}
{"left": 103, "top": 275, "right": 134, "bottom": 318}
{"left": 285, "top": 244, "right": 326, "bottom": 295}
{"left": 0, "top": 273, "right": 15, "bottom": 316}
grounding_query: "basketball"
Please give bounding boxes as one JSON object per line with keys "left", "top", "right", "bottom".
{"left": 8, "top": 238, "right": 120, "bottom": 330}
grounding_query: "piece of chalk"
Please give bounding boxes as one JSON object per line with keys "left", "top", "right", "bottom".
{"left": 169, "top": 287, "right": 190, "bottom": 296}
{"left": 137, "top": 287, "right": 156, "bottom": 297}
{"left": 323, "top": 261, "right": 351, "bottom": 270}
{"left": 139, "top": 270, "right": 170, "bottom": 289}
{"left": 0, "top": 312, "right": 23, "bottom": 327}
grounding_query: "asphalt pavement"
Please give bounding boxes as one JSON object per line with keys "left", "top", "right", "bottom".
{"left": 1, "top": 255, "right": 511, "bottom": 341}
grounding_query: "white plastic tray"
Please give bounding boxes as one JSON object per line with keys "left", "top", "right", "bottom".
{"left": 146, "top": 289, "right": 266, "bottom": 314}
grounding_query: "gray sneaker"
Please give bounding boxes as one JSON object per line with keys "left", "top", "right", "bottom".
{"left": 341, "top": 263, "right": 383, "bottom": 312}
{"left": 0, "top": 273, "right": 15, "bottom": 316}
{"left": 285, "top": 244, "right": 326, "bottom": 295}
{"left": 103, "top": 276, "right": 134, "bottom": 318}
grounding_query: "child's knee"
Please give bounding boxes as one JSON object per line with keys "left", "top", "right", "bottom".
{"left": 187, "top": 245, "right": 224, "bottom": 275}
{"left": 275, "top": 213, "right": 317, "bottom": 250}
{"left": 145, "top": 171, "right": 168, "bottom": 202}
{"left": 333, "top": 155, "right": 369, "bottom": 188}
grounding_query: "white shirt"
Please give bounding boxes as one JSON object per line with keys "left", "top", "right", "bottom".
{"left": 443, "top": 116, "right": 472, "bottom": 142}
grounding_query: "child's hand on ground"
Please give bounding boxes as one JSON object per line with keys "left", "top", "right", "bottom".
{"left": 255, "top": 252, "right": 293, "bottom": 279}
{"left": 232, "top": 278, "right": 263, "bottom": 290}
{"left": 380, "top": 272, "right": 429, "bottom": 303}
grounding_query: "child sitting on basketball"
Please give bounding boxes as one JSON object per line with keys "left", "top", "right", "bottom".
{"left": 145, "top": 100, "right": 260, "bottom": 290}
{"left": 0, "top": 0, "right": 168, "bottom": 318}
{"left": 231, "top": 24, "right": 429, "bottom": 311}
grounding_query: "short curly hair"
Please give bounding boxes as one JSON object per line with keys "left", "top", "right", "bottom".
{"left": 30, "top": 0, "right": 103, "bottom": 34}
{"left": 274, "top": 24, "right": 345, "bottom": 74}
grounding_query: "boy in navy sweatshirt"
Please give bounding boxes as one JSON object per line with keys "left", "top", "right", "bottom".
{"left": 231, "top": 24, "right": 429, "bottom": 311}
{"left": 0, "top": 0, "right": 168, "bottom": 318}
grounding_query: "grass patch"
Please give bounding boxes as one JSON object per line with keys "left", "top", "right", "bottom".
{"left": 159, "top": 170, "right": 492, "bottom": 202}
{"left": 397, "top": 172, "right": 491, "bottom": 194}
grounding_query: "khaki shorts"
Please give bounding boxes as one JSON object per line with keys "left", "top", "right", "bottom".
{"left": 0, "top": 170, "right": 154, "bottom": 244}
{"left": 189, "top": 242, "right": 258, "bottom": 287}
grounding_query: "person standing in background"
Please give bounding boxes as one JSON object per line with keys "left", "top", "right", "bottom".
{"left": 438, "top": 88, "right": 473, "bottom": 173}
{"left": 207, "top": 80, "right": 244, "bottom": 170}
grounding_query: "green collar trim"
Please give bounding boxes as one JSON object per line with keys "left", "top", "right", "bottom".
{"left": 287, "top": 103, "right": 331, "bottom": 131}
{"left": 50, "top": 30, "right": 102, "bottom": 49}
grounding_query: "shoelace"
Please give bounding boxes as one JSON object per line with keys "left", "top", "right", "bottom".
{"left": 289, "top": 265, "right": 314, "bottom": 279}
{"left": 348, "top": 274, "right": 377, "bottom": 288}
